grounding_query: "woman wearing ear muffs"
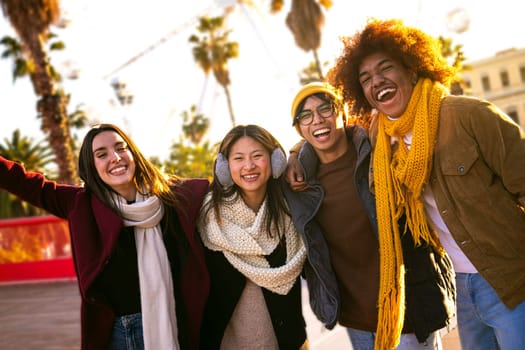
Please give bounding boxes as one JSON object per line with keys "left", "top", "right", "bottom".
{"left": 197, "top": 124, "right": 309, "bottom": 349}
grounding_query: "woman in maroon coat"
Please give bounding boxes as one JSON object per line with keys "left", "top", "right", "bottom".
{"left": 0, "top": 123, "right": 210, "bottom": 350}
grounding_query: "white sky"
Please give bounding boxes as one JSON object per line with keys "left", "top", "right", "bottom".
{"left": 1, "top": 0, "right": 523, "bottom": 160}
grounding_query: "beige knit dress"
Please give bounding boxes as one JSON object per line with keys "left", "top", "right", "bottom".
{"left": 220, "top": 280, "right": 279, "bottom": 350}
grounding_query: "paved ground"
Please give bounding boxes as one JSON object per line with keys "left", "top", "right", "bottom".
{"left": 0, "top": 280, "right": 461, "bottom": 349}
{"left": 302, "top": 281, "right": 461, "bottom": 350}
{"left": 0, "top": 280, "right": 80, "bottom": 350}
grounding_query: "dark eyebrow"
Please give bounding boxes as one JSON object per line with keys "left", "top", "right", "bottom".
{"left": 93, "top": 141, "right": 126, "bottom": 154}
{"left": 378, "top": 58, "right": 393, "bottom": 67}
{"left": 93, "top": 146, "right": 107, "bottom": 154}
{"left": 232, "top": 148, "right": 265, "bottom": 156}
{"left": 359, "top": 58, "right": 393, "bottom": 78}
{"left": 358, "top": 70, "right": 368, "bottom": 79}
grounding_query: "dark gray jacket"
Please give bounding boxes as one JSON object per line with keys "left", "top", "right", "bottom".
{"left": 283, "top": 125, "right": 377, "bottom": 329}
{"left": 283, "top": 125, "right": 455, "bottom": 342}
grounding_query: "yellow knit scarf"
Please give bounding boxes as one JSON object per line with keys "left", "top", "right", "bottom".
{"left": 373, "top": 78, "right": 448, "bottom": 349}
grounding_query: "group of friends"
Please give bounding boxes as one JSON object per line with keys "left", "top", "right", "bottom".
{"left": 1, "top": 18, "right": 524, "bottom": 350}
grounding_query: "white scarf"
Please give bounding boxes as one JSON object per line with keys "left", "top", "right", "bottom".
{"left": 117, "top": 192, "right": 179, "bottom": 350}
{"left": 198, "top": 193, "right": 306, "bottom": 295}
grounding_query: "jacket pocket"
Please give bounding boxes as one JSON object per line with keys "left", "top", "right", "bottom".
{"left": 438, "top": 144, "right": 524, "bottom": 258}
{"left": 440, "top": 144, "right": 478, "bottom": 177}
{"left": 439, "top": 144, "right": 495, "bottom": 202}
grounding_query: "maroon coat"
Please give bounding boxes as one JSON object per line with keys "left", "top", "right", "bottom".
{"left": 0, "top": 156, "right": 210, "bottom": 350}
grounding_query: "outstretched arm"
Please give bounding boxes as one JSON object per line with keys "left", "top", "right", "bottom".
{"left": 0, "top": 156, "right": 79, "bottom": 218}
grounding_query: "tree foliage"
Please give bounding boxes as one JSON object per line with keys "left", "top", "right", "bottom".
{"left": 438, "top": 36, "right": 470, "bottom": 95}
{"left": 299, "top": 60, "right": 330, "bottom": 85}
{"left": 0, "top": 100, "right": 87, "bottom": 219}
{"left": 0, "top": 130, "right": 53, "bottom": 218}
{"left": 159, "top": 105, "right": 216, "bottom": 180}
{"left": 0, "top": 0, "right": 78, "bottom": 184}
{"left": 1, "top": 33, "right": 63, "bottom": 83}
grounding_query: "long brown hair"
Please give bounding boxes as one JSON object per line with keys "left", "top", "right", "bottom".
{"left": 78, "top": 123, "right": 184, "bottom": 217}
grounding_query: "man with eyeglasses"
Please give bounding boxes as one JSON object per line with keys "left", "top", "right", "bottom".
{"left": 283, "top": 82, "right": 454, "bottom": 349}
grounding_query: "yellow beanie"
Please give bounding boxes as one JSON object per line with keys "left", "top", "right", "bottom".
{"left": 291, "top": 82, "right": 343, "bottom": 133}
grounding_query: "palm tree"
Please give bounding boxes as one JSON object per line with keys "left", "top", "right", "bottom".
{"left": 189, "top": 15, "right": 239, "bottom": 127}
{"left": 1, "top": 33, "right": 63, "bottom": 83}
{"left": 181, "top": 104, "right": 210, "bottom": 144}
{"left": 158, "top": 106, "right": 216, "bottom": 180}
{"left": 0, "top": 129, "right": 53, "bottom": 218}
{"left": 1, "top": 35, "right": 31, "bottom": 82}
{"left": 299, "top": 60, "right": 330, "bottom": 85}
{"left": 0, "top": 129, "right": 55, "bottom": 172}
{"left": 271, "top": 0, "right": 331, "bottom": 80}
{"left": 0, "top": 0, "right": 77, "bottom": 184}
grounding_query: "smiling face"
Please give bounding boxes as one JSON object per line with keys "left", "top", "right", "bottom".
{"left": 92, "top": 130, "right": 136, "bottom": 201}
{"left": 358, "top": 52, "right": 417, "bottom": 118}
{"left": 228, "top": 136, "right": 272, "bottom": 211}
{"left": 299, "top": 95, "right": 347, "bottom": 163}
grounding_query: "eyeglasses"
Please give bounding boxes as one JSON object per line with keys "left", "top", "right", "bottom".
{"left": 294, "top": 103, "right": 335, "bottom": 126}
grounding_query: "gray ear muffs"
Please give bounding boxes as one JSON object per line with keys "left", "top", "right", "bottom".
{"left": 214, "top": 147, "right": 288, "bottom": 188}
{"left": 270, "top": 147, "right": 287, "bottom": 179}
{"left": 214, "top": 152, "right": 233, "bottom": 188}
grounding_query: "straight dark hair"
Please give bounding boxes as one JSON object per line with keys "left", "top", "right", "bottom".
{"left": 203, "top": 124, "right": 290, "bottom": 240}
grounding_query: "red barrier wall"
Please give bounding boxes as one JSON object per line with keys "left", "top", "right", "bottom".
{"left": 0, "top": 216, "right": 75, "bottom": 283}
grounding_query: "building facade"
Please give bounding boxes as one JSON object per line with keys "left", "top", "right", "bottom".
{"left": 460, "top": 47, "right": 525, "bottom": 129}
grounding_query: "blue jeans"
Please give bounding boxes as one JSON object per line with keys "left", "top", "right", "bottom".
{"left": 456, "top": 273, "right": 525, "bottom": 350}
{"left": 108, "top": 313, "right": 144, "bottom": 350}
{"left": 346, "top": 327, "right": 441, "bottom": 350}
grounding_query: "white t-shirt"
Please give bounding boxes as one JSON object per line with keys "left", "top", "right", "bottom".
{"left": 392, "top": 131, "right": 477, "bottom": 273}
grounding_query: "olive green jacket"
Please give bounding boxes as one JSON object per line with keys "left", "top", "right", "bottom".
{"left": 427, "top": 95, "right": 525, "bottom": 309}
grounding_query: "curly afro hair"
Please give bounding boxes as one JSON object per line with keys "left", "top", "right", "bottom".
{"left": 328, "top": 18, "right": 456, "bottom": 116}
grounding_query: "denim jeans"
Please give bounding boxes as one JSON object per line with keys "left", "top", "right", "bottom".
{"left": 346, "top": 327, "right": 442, "bottom": 350}
{"left": 108, "top": 313, "right": 144, "bottom": 350}
{"left": 456, "top": 273, "right": 525, "bottom": 350}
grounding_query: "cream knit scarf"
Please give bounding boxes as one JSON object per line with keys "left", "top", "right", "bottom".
{"left": 373, "top": 78, "right": 447, "bottom": 350}
{"left": 117, "top": 192, "right": 180, "bottom": 350}
{"left": 198, "top": 193, "right": 306, "bottom": 295}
